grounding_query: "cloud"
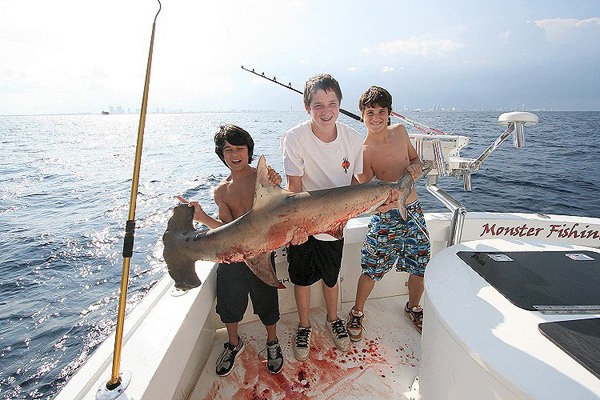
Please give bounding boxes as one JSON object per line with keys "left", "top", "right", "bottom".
{"left": 376, "top": 36, "right": 464, "bottom": 58}
{"left": 534, "top": 17, "right": 600, "bottom": 46}
{"left": 346, "top": 66, "right": 359, "bottom": 72}
{"left": 382, "top": 66, "right": 395, "bottom": 73}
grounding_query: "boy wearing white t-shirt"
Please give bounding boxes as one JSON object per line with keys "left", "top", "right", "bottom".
{"left": 280, "top": 74, "right": 363, "bottom": 360}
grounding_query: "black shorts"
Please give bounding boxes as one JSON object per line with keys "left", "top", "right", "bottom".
{"left": 215, "top": 255, "right": 279, "bottom": 326}
{"left": 287, "top": 236, "right": 344, "bottom": 288}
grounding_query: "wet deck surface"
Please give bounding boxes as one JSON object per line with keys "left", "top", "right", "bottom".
{"left": 190, "top": 295, "right": 421, "bottom": 399}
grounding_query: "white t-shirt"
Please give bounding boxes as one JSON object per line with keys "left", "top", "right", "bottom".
{"left": 280, "top": 120, "right": 364, "bottom": 240}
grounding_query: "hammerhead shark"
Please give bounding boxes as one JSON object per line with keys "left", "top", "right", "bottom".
{"left": 163, "top": 156, "right": 428, "bottom": 290}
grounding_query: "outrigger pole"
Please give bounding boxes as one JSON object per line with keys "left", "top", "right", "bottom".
{"left": 98, "top": 2, "right": 161, "bottom": 399}
{"left": 391, "top": 112, "right": 448, "bottom": 135}
{"left": 241, "top": 65, "right": 361, "bottom": 121}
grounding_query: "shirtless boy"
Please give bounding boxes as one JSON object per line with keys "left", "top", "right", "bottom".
{"left": 346, "top": 86, "right": 431, "bottom": 339}
{"left": 186, "top": 124, "right": 284, "bottom": 376}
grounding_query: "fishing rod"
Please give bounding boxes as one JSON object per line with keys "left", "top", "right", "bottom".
{"left": 241, "top": 66, "right": 450, "bottom": 136}
{"left": 241, "top": 65, "right": 361, "bottom": 121}
{"left": 99, "top": 1, "right": 161, "bottom": 397}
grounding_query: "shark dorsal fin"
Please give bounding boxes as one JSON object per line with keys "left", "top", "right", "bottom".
{"left": 253, "top": 155, "right": 284, "bottom": 209}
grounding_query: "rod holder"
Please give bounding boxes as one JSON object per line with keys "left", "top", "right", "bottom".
{"left": 431, "top": 139, "right": 447, "bottom": 176}
{"left": 96, "top": 371, "right": 131, "bottom": 400}
{"left": 415, "top": 139, "right": 423, "bottom": 160}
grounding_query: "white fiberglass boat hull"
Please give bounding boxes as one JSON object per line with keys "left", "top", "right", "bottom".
{"left": 55, "top": 212, "right": 600, "bottom": 400}
{"left": 421, "top": 239, "right": 600, "bottom": 399}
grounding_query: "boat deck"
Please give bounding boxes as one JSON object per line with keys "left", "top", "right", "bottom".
{"left": 189, "top": 295, "right": 421, "bottom": 400}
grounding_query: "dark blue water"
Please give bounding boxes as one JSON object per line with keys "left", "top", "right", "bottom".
{"left": 0, "top": 111, "right": 598, "bottom": 399}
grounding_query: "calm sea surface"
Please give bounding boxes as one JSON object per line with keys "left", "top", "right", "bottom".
{"left": 0, "top": 111, "right": 599, "bottom": 399}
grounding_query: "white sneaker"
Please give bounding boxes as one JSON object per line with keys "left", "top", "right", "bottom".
{"left": 293, "top": 326, "right": 312, "bottom": 361}
{"left": 327, "top": 318, "right": 351, "bottom": 352}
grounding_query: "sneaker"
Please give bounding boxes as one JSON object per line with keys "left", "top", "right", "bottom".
{"left": 327, "top": 318, "right": 351, "bottom": 352}
{"left": 346, "top": 307, "right": 364, "bottom": 342}
{"left": 404, "top": 302, "right": 423, "bottom": 333}
{"left": 266, "top": 338, "right": 284, "bottom": 374}
{"left": 293, "top": 326, "right": 312, "bottom": 361}
{"left": 216, "top": 336, "right": 245, "bottom": 376}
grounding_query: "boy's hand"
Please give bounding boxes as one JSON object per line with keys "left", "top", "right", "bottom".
{"left": 266, "top": 165, "right": 282, "bottom": 186}
{"left": 407, "top": 163, "right": 422, "bottom": 180}
{"left": 188, "top": 201, "right": 209, "bottom": 222}
{"left": 376, "top": 189, "right": 399, "bottom": 213}
{"left": 289, "top": 227, "right": 309, "bottom": 246}
{"left": 175, "top": 196, "right": 208, "bottom": 222}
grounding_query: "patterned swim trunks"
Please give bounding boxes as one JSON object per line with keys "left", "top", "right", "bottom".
{"left": 361, "top": 200, "right": 430, "bottom": 280}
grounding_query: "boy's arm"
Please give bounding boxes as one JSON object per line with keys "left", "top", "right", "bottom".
{"left": 355, "top": 145, "right": 375, "bottom": 184}
{"left": 214, "top": 188, "right": 234, "bottom": 224}
{"left": 176, "top": 195, "right": 224, "bottom": 229}
{"left": 185, "top": 185, "right": 234, "bottom": 229}
{"left": 286, "top": 175, "right": 303, "bottom": 193}
{"left": 189, "top": 201, "right": 224, "bottom": 229}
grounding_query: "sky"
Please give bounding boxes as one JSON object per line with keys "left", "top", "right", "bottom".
{"left": 1, "top": 0, "right": 599, "bottom": 115}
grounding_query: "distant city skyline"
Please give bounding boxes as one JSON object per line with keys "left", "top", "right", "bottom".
{"left": 92, "top": 103, "right": 581, "bottom": 116}
{"left": 1, "top": 0, "right": 599, "bottom": 116}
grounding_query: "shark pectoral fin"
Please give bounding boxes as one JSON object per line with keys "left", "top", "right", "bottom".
{"left": 244, "top": 252, "right": 279, "bottom": 287}
{"left": 253, "top": 155, "right": 284, "bottom": 210}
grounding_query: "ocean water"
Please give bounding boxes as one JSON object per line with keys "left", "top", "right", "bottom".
{"left": 0, "top": 111, "right": 599, "bottom": 399}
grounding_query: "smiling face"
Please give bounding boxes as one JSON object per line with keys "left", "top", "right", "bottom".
{"left": 305, "top": 89, "right": 340, "bottom": 134}
{"left": 214, "top": 124, "right": 254, "bottom": 168}
{"left": 362, "top": 104, "right": 390, "bottom": 135}
{"left": 222, "top": 140, "right": 250, "bottom": 170}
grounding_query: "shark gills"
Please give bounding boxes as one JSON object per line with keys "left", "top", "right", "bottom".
{"left": 163, "top": 156, "right": 428, "bottom": 290}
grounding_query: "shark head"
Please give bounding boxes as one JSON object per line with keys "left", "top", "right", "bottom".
{"left": 162, "top": 204, "right": 203, "bottom": 290}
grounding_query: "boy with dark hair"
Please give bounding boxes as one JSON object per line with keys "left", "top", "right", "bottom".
{"left": 346, "top": 86, "right": 431, "bottom": 340}
{"left": 186, "top": 123, "right": 284, "bottom": 376}
{"left": 280, "top": 74, "right": 364, "bottom": 361}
